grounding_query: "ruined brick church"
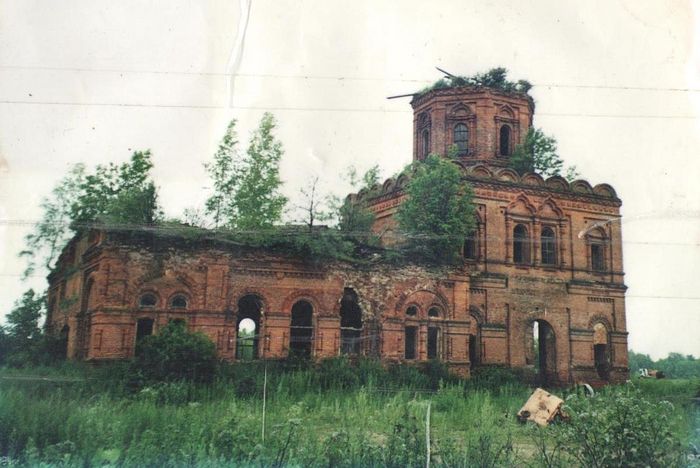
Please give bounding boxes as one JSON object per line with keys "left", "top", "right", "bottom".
{"left": 47, "top": 83, "right": 629, "bottom": 385}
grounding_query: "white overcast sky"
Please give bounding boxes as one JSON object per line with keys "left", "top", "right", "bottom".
{"left": 1, "top": 0, "right": 699, "bottom": 360}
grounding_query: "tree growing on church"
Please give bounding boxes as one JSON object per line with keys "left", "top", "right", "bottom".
{"left": 396, "top": 155, "right": 475, "bottom": 262}
{"left": 509, "top": 128, "right": 579, "bottom": 180}
{"left": 204, "top": 119, "right": 240, "bottom": 228}
{"left": 234, "top": 113, "right": 288, "bottom": 231}
{"left": 20, "top": 151, "right": 161, "bottom": 277}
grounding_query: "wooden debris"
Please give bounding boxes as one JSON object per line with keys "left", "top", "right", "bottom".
{"left": 516, "top": 388, "right": 568, "bottom": 426}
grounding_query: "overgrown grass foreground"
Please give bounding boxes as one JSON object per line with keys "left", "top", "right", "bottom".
{"left": 0, "top": 360, "right": 698, "bottom": 467}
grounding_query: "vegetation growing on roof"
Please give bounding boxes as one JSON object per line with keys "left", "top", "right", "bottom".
{"left": 416, "top": 67, "right": 533, "bottom": 98}
{"left": 509, "top": 128, "right": 580, "bottom": 181}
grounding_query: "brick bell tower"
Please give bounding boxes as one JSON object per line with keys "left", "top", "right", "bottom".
{"left": 411, "top": 86, "right": 534, "bottom": 168}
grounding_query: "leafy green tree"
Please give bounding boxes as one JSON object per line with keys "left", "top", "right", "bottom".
{"left": 134, "top": 321, "right": 218, "bottom": 383}
{"left": 336, "top": 165, "right": 379, "bottom": 236}
{"left": 21, "top": 151, "right": 161, "bottom": 276}
{"left": 71, "top": 150, "right": 160, "bottom": 226}
{"left": 204, "top": 119, "right": 240, "bottom": 228}
{"left": 628, "top": 349, "right": 655, "bottom": 374}
{"left": 234, "top": 113, "right": 287, "bottom": 231}
{"left": 396, "top": 155, "right": 475, "bottom": 262}
{"left": 3, "top": 289, "right": 45, "bottom": 366}
{"left": 509, "top": 128, "right": 579, "bottom": 180}
{"left": 20, "top": 165, "right": 86, "bottom": 277}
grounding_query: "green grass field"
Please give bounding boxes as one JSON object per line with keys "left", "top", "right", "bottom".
{"left": 0, "top": 361, "right": 698, "bottom": 467}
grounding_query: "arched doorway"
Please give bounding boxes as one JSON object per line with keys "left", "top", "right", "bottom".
{"left": 340, "top": 289, "right": 362, "bottom": 355}
{"left": 530, "top": 319, "right": 557, "bottom": 386}
{"left": 593, "top": 322, "right": 610, "bottom": 380}
{"left": 136, "top": 318, "right": 154, "bottom": 342}
{"left": 289, "top": 300, "right": 314, "bottom": 358}
{"left": 58, "top": 325, "right": 69, "bottom": 360}
{"left": 237, "top": 295, "right": 262, "bottom": 360}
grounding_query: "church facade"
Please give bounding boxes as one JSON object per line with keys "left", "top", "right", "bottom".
{"left": 46, "top": 84, "right": 629, "bottom": 385}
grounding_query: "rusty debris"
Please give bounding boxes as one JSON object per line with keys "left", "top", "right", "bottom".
{"left": 516, "top": 388, "right": 568, "bottom": 426}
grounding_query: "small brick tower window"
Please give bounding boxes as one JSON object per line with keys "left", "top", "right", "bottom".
{"left": 499, "top": 125, "right": 511, "bottom": 156}
{"left": 513, "top": 224, "right": 530, "bottom": 264}
{"left": 170, "top": 294, "right": 188, "bottom": 309}
{"left": 588, "top": 228, "right": 608, "bottom": 272}
{"left": 454, "top": 123, "right": 468, "bottom": 154}
{"left": 421, "top": 128, "right": 431, "bottom": 159}
{"left": 540, "top": 227, "right": 557, "bottom": 266}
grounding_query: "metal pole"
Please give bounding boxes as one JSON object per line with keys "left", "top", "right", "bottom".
{"left": 425, "top": 401, "right": 431, "bottom": 468}
{"left": 262, "top": 362, "right": 268, "bottom": 444}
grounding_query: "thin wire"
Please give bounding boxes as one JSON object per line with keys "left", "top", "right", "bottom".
{"left": 1, "top": 98, "right": 699, "bottom": 119}
{"left": 2, "top": 64, "right": 699, "bottom": 93}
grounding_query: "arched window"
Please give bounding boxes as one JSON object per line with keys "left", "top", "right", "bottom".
{"left": 421, "top": 128, "right": 430, "bottom": 159}
{"left": 513, "top": 224, "right": 530, "bottom": 264}
{"left": 540, "top": 227, "right": 557, "bottom": 266}
{"left": 588, "top": 228, "right": 608, "bottom": 272}
{"left": 454, "top": 123, "right": 468, "bottom": 154}
{"left": 237, "top": 295, "right": 263, "bottom": 360}
{"left": 170, "top": 294, "right": 188, "bottom": 309}
{"left": 139, "top": 293, "right": 157, "bottom": 308}
{"left": 289, "top": 300, "right": 314, "bottom": 358}
{"left": 428, "top": 307, "right": 441, "bottom": 318}
{"left": 340, "top": 289, "right": 362, "bottom": 355}
{"left": 405, "top": 305, "right": 418, "bottom": 317}
{"left": 499, "top": 125, "right": 511, "bottom": 156}
{"left": 404, "top": 326, "right": 417, "bottom": 359}
{"left": 464, "top": 229, "right": 477, "bottom": 260}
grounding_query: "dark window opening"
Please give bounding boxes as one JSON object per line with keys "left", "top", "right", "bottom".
{"left": 541, "top": 227, "right": 557, "bottom": 265}
{"left": 421, "top": 128, "right": 430, "bottom": 159}
{"left": 289, "top": 300, "right": 313, "bottom": 358}
{"left": 428, "top": 307, "right": 440, "bottom": 318}
{"left": 405, "top": 326, "right": 417, "bottom": 360}
{"left": 591, "top": 243, "right": 605, "bottom": 271}
{"left": 170, "top": 294, "right": 187, "bottom": 309}
{"left": 499, "top": 125, "right": 511, "bottom": 156}
{"left": 427, "top": 327, "right": 439, "bottom": 359}
{"left": 340, "top": 289, "right": 362, "bottom": 355}
{"left": 464, "top": 231, "right": 477, "bottom": 260}
{"left": 454, "top": 123, "right": 468, "bottom": 154}
{"left": 513, "top": 224, "right": 530, "bottom": 264}
{"left": 237, "top": 295, "right": 262, "bottom": 360}
{"left": 469, "top": 333, "right": 479, "bottom": 369}
{"left": 136, "top": 318, "right": 154, "bottom": 342}
{"left": 139, "top": 293, "right": 157, "bottom": 308}
{"left": 406, "top": 305, "right": 418, "bottom": 317}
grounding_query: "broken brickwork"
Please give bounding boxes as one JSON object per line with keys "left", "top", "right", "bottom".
{"left": 46, "top": 84, "right": 629, "bottom": 385}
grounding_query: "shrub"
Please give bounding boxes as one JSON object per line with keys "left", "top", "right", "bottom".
{"left": 556, "top": 385, "right": 686, "bottom": 467}
{"left": 132, "top": 321, "right": 218, "bottom": 383}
